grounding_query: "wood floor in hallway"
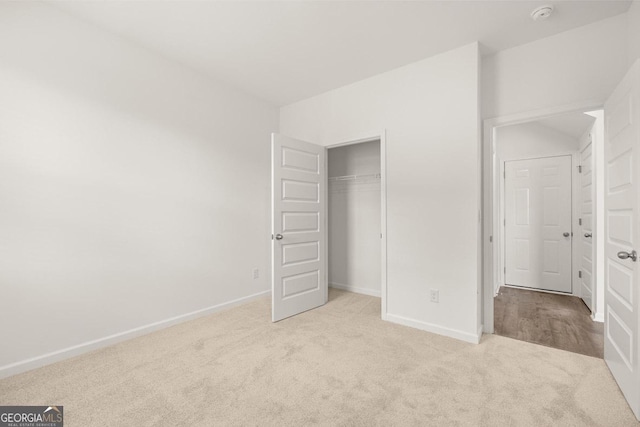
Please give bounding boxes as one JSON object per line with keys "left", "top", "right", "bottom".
{"left": 494, "top": 286, "right": 604, "bottom": 358}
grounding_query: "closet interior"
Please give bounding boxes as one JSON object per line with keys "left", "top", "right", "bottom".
{"left": 327, "top": 139, "right": 381, "bottom": 297}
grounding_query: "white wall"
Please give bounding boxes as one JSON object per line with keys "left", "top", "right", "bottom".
{"left": 328, "top": 141, "right": 381, "bottom": 297}
{"left": 0, "top": 2, "right": 278, "bottom": 376}
{"left": 281, "top": 43, "right": 481, "bottom": 343}
{"left": 496, "top": 122, "right": 580, "bottom": 160}
{"left": 629, "top": 1, "right": 640, "bottom": 65}
{"left": 482, "top": 14, "right": 628, "bottom": 119}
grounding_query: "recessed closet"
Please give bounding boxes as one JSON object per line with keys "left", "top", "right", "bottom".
{"left": 327, "top": 139, "right": 381, "bottom": 297}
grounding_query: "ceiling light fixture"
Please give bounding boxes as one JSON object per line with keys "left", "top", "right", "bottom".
{"left": 531, "top": 5, "right": 554, "bottom": 21}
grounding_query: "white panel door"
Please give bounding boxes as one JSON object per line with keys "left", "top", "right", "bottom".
{"left": 505, "top": 156, "right": 572, "bottom": 293}
{"left": 271, "top": 133, "right": 326, "bottom": 322}
{"left": 580, "top": 141, "right": 595, "bottom": 310}
{"left": 604, "top": 60, "right": 640, "bottom": 420}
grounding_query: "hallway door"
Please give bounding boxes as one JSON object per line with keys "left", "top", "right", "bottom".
{"left": 505, "top": 155, "right": 572, "bottom": 293}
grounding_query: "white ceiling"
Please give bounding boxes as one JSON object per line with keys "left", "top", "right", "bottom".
{"left": 52, "top": 1, "right": 631, "bottom": 106}
{"left": 535, "top": 112, "right": 596, "bottom": 139}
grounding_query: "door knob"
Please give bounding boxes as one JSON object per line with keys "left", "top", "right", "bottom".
{"left": 617, "top": 250, "right": 637, "bottom": 262}
{"left": 563, "top": 232, "right": 570, "bottom": 237}
{"left": 584, "top": 233, "right": 592, "bottom": 238}
{"left": 275, "top": 234, "right": 284, "bottom": 240}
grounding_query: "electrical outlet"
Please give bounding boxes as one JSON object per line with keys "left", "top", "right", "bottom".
{"left": 252, "top": 269, "right": 259, "bottom": 279}
{"left": 429, "top": 289, "right": 439, "bottom": 303}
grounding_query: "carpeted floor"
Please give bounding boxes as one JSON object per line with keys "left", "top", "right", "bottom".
{"left": 0, "top": 289, "right": 637, "bottom": 426}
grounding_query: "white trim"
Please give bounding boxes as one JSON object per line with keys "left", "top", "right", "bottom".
{"left": 323, "top": 138, "right": 329, "bottom": 305}
{"left": 592, "top": 311, "right": 604, "bottom": 323}
{"left": 381, "top": 131, "right": 388, "bottom": 321}
{"left": 484, "top": 100, "right": 604, "bottom": 128}
{"left": 386, "top": 313, "right": 482, "bottom": 344}
{"left": 0, "top": 290, "right": 270, "bottom": 379}
{"left": 482, "top": 100, "right": 603, "bottom": 334}
{"left": 329, "top": 282, "right": 381, "bottom": 298}
{"left": 325, "top": 130, "right": 388, "bottom": 322}
{"left": 496, "top": 156, "right": 504, "bottom": 295}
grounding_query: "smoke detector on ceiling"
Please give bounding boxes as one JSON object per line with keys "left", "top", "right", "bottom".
{"left": 531, "top": 5, "right": 554, "bottom": 21}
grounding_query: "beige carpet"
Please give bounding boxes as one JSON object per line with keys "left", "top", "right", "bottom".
{"left": 1, "top": 289, "right": 637, "bottom": 426}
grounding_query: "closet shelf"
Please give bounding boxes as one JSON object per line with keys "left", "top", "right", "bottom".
{"left": 328, "top": 173, "right": 381, "bottom": 182}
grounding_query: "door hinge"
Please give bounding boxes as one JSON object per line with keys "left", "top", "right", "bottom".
{"left": 578, "top": 270, "right": 582, "bottom": 278}
{"left": 489, "top": 235, "right": 493, "bottom": 243}
{"left": 578, "top": 218, "right": 582, "bottom": 226}
{"left": 578, "top": 165, "right": 582, "bottom": 173}
{"left": 271, "top": 234, "right": 274, "bottom": 240}
{"left": 380, "top": 233, "right": 383, "bottom": 239}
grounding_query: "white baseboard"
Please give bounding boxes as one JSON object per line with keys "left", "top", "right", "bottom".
{"left": 592, "top": 311, "right": 604, "bottom": 323}
{"left": 329, "top": 282, "right": 381, "bottom": 298}
{"left": 385, "top": 313, "right": 482, "bottom": 344}
{"left": 0, "top": 290, "right": 270, "bottom": 380}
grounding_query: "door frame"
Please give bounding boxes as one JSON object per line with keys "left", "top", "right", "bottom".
{"left": 325, "top": 130, "right": 388, "bottom": 320}
{"left": 482, "top": 101, "right": 602, "bottom": 333}
{"left": 501, "top": 154, "right": 575, "bottom": 294}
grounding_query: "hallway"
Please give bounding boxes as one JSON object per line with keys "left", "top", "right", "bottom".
{"left": 494, "top": 286, "right": 604, "bottom": 358}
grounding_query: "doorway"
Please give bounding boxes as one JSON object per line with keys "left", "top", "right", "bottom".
{"left": 486, "top": 108, "right": 604, "bottom": 357}
{"left": 327, "top": 140, "right": 382, "bottom": 297}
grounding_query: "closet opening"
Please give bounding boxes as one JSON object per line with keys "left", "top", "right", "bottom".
{"left": 326, "top": 137, "right": 386, "bottom": 316}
